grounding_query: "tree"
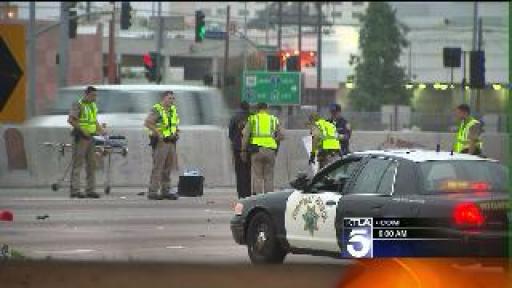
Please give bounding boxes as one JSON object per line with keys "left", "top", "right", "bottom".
{"left": 348, "top": 2, "right": 411, "bottom": 112}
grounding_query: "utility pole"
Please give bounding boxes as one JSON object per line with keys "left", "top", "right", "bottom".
{"left": 156, "top": 2, "right": 163, "bottom": 84}
{"left": 223, "top": 5, "right": 230, "bottom": 88}
{"left": 462, "top": 50, "right": 467, "bottom": 104}
{"left": 316, "top": 2, "right": 322, "bottom": 99}
{"left": 277, "top": 2, "right": 282, "bottom": 51}
{"left": 408, "top": 45, "right": 412, "bottom": 80}
{"left": 265, "top": 2, "right": 269, "bottom": 45}
{"left": 86, "top": 1, "right": 90, "bottom": 22}
{"left": 470, "top": 1, "right": 478, "bottom": 109}
{"left": 27, "top": 1, "right": 35, "bottom": 117}
{"left": 58, "top": 2, "right": 69, "bottom": 87}
{"left": 298, "top": 2, "right": 302, "bottom": 71}
{"left": 108, "top": 2, "right": 116, "bottom": 84}
{"left": 476, "top": 17, "right": 483, "bottom": 114}
{"left": 243, "top": 1, "right": 247, "bottom": 73}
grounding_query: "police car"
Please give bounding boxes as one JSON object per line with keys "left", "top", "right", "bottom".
{"left": 230, "top": 149, "right": 509, "bottom": 263}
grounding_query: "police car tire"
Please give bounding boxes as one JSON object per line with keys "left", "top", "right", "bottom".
{"left": 247, "top": 212, "right": 287, "bottom": 264}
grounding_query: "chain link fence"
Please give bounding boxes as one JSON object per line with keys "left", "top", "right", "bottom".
{"left": 224, "top": 108, "right": 508, "bottom": 133}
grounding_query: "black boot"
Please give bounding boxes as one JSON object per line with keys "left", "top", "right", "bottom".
{"left": 85, "top": 191, "right": 101, "bottom": 199}
{"left": 70, "top": 192, "right": 86, "bottom": 199}
{"left": 148, "top": 193, "right": 163, "bottom": 200}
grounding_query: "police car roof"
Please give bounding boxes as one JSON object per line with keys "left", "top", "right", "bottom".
{"left": 59, "top": 84, "right": 217, "bottom": 92}
{"left": 353, "top": 149, "right": 497, "bottom": 163}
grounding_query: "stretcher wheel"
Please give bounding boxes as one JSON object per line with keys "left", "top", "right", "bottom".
{"left": 51, "top": 183, "right": 60, "bottom": 191}
{"left": 105, "top": 186, "right": 111, "bottom": 195}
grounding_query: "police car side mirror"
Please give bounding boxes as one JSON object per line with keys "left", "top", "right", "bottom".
{"left": 290, "top": 173, "right": 310, "bottom": 191}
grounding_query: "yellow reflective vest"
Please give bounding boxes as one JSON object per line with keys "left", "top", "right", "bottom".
{"left": 78, "top": 99, "right": 98, "bottom": 134}
{"left": 313, "top": 119, "right": 341, "bottom": 153}
{"left": 152, "top": 103, "right": 179, "bottom": 137}
{"left": 249, "top": 111, "right": 279, "bottom": 149}
{"left": 453, "top": 116, "right": 482, "bottom": 153}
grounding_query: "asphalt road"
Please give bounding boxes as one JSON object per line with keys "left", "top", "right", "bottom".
{"left": 0, "top": 188, "right": 348, "bottom": 264}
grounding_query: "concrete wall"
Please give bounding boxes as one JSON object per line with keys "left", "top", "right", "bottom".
{"left": 0, "top": 126, "right": 508, "bottom": 189}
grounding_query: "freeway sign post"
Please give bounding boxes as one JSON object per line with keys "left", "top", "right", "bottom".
{"left": 242, "top": 71, "right": 301, "bottom": 105}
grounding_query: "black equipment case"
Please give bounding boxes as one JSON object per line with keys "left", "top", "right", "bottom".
{"left": 177, "top": 175, "right": 204, "bottom": 197}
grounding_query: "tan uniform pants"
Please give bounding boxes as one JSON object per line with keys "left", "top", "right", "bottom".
{"left": 149, "top": 140, "right": 176, "bottom": 194}
{"left": 251, "top": 147, "right": 276, "bottom": 195}
{"left": 70, "top": 137, "right": 96, "bottom": 193}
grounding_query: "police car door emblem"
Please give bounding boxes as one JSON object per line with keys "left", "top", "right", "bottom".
{"left": 303, "top": 205, "right": 320, "bottom": 236}
{"left": 292, "top": 196, "right": 328, "bottom": 236}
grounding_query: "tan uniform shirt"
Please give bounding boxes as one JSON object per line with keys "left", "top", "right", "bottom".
{"left": 310, "top": 125, "right": 322, "bottom": 154}
{"left": 69, "top": 100, "right": 82, "bottom": 120}
{"left": 467, "top": 122, "right": 482, "bottom": 142}
{"left": 145, "top": 107, "right": 161, "bottom": 127}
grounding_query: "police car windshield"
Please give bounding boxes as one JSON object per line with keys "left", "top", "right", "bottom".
{"left": 419, "top": 160, "right": 508, "bottom": 194}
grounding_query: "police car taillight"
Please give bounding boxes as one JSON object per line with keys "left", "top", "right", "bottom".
{"left": 453, "top": 202, "right": 485, "bottom": 227}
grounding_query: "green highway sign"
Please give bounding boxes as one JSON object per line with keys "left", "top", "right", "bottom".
{"left": 242, "top": 71, "right": 301, "bottom": 105}
{"left": 256, "top": 45, "right": 278, "bottom": 54}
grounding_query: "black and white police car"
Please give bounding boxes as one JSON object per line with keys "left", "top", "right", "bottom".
{"left": 230, "top": 149, "right": 510, "bottom": 263}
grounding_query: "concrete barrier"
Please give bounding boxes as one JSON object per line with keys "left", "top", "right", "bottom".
{"left": 0, "top": 125, "right": 508, "bottom": 189}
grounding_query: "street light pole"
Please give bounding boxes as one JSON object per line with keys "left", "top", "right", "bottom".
{"left": 470, "top": 2, "right": 478, "bottom": 109}
{"left": 27, "top": 1, "right": 36, "bottom": 117}
{"left": 223, "top": 5, "right": 230, "bottom": 88}
{"left": 107, "top": 2, "right": 116, "bottom": 84}
{"left": 243, "top": 2, "right": 247, "bottom": 73}
{"left": 316, "top": 2, "right": 322, "bottom": 100}
{"left": 156, "top": 1, "right": 163, "bottom": 84}
{"left": 58, "top": 2, "right": 69, "bottom": 87}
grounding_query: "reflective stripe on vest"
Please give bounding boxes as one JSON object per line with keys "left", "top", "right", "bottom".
{"left": 453, "top": 117, "right": 482, "bottom": 153}
{"left": 152, "top": 103, "right": 179, "bottom": 137}
{"left": 78, "top": 99, "right": 97, "bottom": 134}
{"left": 315, "top": 119, "right": 341, "bottom": 151}
{"left": 249, "top": 112, "right": 278, "bottom": 149}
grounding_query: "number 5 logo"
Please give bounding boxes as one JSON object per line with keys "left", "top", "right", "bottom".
{"left": 347, "top": 228, "right": 372, "bottom": 258}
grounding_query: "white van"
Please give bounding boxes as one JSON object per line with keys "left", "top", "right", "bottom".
{"left": 26, "top": 84, "right": 230, "bottom": 128}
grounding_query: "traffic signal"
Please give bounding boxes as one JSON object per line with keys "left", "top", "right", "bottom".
{"left": 121, "top": 2, "right": 133, "bottom": 30}
{"left": 143, "top": 52, "right": 160, "bottom": 83}
{"left": 267, "top": 55, "right": 281, "bottom": 71}
{"left": 195, "top": 10, "right": 206, "bottom": 42}
{"left": 286, "top": 55, "right": 300, "bottom": 72}
{"left": 443, "top": 47, "right": 461, "bottom": 68}
{"left": 69, "top": 2, "right": 78, "bottom": 38}
{"left": 470, "top": 50, "right": 485, "bottom": 89}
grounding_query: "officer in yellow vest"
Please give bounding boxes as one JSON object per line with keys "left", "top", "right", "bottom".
{"left": 241, "top": 103, "right": 283, "bottom": 195}
{"left": 145, "top": 91, "right": 180, "bottom": 200}
{"left": 309, "top": 112, "right": 341, "bottom": 169}
{"left": 68, "top": 86, "right": 105, "bottom": 199}
{"left": 453, "top": 104, "right": 482, "bottom": 155}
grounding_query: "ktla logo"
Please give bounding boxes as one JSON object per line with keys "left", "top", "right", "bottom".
{"left": 342, "top": 218, "right": 373, "bottom": 258}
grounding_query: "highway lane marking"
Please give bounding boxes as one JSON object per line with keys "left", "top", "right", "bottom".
{"left": 33, "top": 249, "right": 97, "bottom": 254}
{"left": 204, "top": 209, "right": 233, "bottom": 214}
{"left": 165, "top": 246, "right": 185, "bottom": 249}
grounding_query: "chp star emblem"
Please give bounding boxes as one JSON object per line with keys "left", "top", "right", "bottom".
{"left": 302, "top": 205, "right": 320, "bottom": 236}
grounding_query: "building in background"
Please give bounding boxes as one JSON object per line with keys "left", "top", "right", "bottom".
{"left": 4, "top": 2, "right": 509, "bottom": 116}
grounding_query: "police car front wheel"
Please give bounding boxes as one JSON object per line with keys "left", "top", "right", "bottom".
{"left": 247, "top": 212, "right": 287, "bottom": 264}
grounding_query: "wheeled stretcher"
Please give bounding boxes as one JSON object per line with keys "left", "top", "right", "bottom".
{"left": 42, "top": 135, "right": 128, "bottom": 195}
